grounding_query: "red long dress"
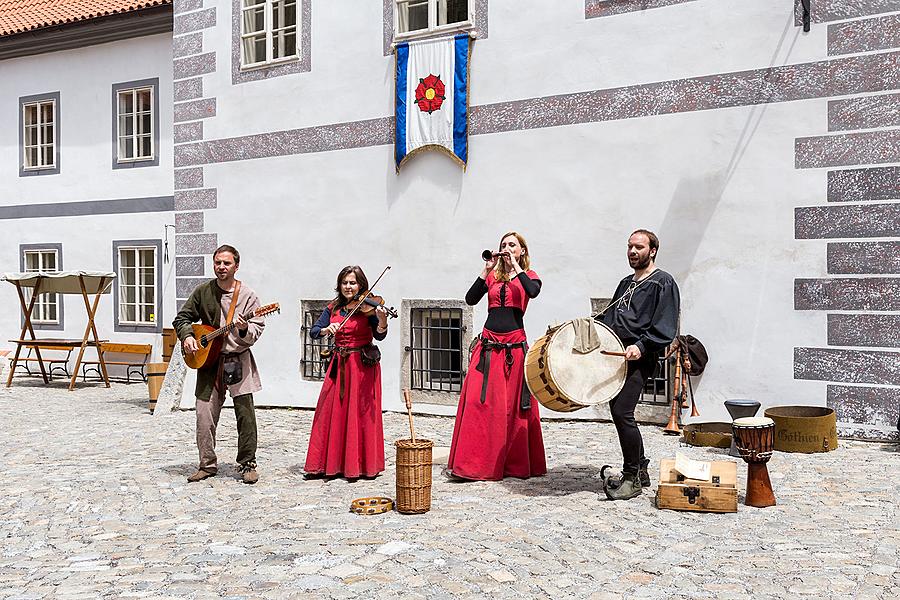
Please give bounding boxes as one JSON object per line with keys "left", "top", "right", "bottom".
{"left": 447, "top": 271, "right": 547, "bottom": 480}
{"left": 304, "top": 309, "right": 384, "bottom": 478}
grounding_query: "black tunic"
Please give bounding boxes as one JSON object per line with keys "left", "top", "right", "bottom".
{"left": 597, "top": 270, "right": 680, "bottom": 356}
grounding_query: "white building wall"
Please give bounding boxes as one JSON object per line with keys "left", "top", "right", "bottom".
{"left": 0, "top": 32, "right": 175, "bottom": 361}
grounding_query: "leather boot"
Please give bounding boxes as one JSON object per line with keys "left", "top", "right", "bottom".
{"left": 604, "top": 470, "right": 642, "bottom": 500}
{"left": 639, "top": 458, "right": 651, "bottom": 488}
{"left": 187, "top": 469, "right": 215, "bottom": 483}
{"left": 240, "top": 462, "right": 258, "bottom": 485}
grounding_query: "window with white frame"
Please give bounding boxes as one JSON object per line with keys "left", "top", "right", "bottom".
{"left": 118, "top": 246, "right": 157, "bottom": 325}
{"left": 395, "top": 0, "right": 470, "bottom": 38}
{"left": 240, "top": 0, "right": 299, "bottom": 68}
{"left": 116, "top": 87, "right": 154, "bottom": 162}
{"left": 22, "top": 99, "right": 56, "bottom": 170}
{"left": 23, "top": 249, "right": 59, "bottom": 324}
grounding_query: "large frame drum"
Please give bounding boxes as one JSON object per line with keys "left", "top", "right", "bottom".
{"left": 525, "top": 320, "right": 627, "bottom": 412}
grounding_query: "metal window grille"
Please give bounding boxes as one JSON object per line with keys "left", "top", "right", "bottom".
{"left": 408, "top": 307, "right": 464, "bottom": 392}
{"left": 300, "top": 302, "right": 333, "bottom": 380}
{"left": 640, "top": 355, "right": 672, "bottom": 406}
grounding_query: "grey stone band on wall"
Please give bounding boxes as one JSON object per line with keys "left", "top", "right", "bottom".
{"left": 827, "top": 13, "right": 900, "bottom": 56}
{"left": 174, "top": 52, "right": 216, "bottom": 80}
{"left": 795, "top": 129, "right": 900, "bottom": 169}
{"left": 795, "top": 0, "right": 900, "bottom": 26}
{"left": 828, "top": 314, "right": 900, "bottom": 347}
{"left": 174, "top": 98, "right": 216, "bottom": 123}
{"left": 175, "top": 211, "right": 204, "bottom": 233}
{"left": 174, "top": 6, "right": 215, "bottom": 36}
{"left": 794, "top": 347, "right": 900, "bottom": 386}
{"left": 0, "top": 196, "right": 174, "bottom": 219}
{"left": 176, "top": 276, "right": 208, "bottom": 298}
{"left": 175, "top": 233, "right": 218, "bottom": 255}
{"left": 795, "top": 203, "right": 900, "bottom": 239}
{"left": 827, "top": 241, "right": 900, "bottom": 274}
{"left": 174, "top": 32, "right": 203, "bottom": 59}
{"left": 174, "top": 167, "right": 204, "bottom": 190}
{"left": 827, "top": 167, "right": 900, "bottom": 202}
{"left": 174, "top": 78, "right": 204, "bottom": 102}
{"left": 585, "top": 0, "right": 697, "bottom": 19}
{"left": 828, "top": 384, "right": 900, "bottom": 427}
{"left": 174, "top": 122, "right": 204, "bottom": 144}
{"left": 175, "top": 51, "right": 900, "bottom": 167}
{"left": 828, "top": 93, "right": 900, "bottom": 132}
{"left": 174, "top": 188, "right": 217, "bottom": 210}
{"left": 175, "top": 255, "right": 205, "bottom": 277}
{"left": 174, "top": 0, "right": 203, "bottom": 15}
{"left": 795, "top": 277, "right": 900, "bottom": 311}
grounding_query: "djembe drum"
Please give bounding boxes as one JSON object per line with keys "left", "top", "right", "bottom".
{"left": 732, "top": 416, "right": 777, "bottom": 508}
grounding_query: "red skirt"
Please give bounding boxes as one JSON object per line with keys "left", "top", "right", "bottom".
{"left": 447, "top": 328, "right": 547, "bottom": 480}
{"left": 304, "top": 353, "right": 384, "bottom": 478}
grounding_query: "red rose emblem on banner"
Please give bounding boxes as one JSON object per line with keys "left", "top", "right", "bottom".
{"left": 415, "top": 74, "right": 446, "bottom": 114}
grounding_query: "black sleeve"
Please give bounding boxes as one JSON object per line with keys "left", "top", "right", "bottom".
{"left": 309, "top": 308, "right": 331, "bottom": 339}
{"left": 636, "top": 279, "right": 680, "bottom": 356}
{"left": 465, "top": 277, "right": 489, "bottom": 306}
{"left": 517, "top": 272, "right": 542, "bottom": 298}
{"left": 369, "top": 315, "right": 387, "bottom": 341}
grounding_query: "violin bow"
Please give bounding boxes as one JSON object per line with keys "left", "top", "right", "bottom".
{"left": 333, "top": 265, "right": 392, "bottom": 335}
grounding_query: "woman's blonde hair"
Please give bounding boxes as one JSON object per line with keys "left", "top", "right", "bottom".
{"left": 493, "top": 231, "right": 531, "bottom": 282}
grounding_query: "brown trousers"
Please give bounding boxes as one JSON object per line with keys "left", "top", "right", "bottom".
{"left": 196, "top": 390, "right": 257, "bottom": 473}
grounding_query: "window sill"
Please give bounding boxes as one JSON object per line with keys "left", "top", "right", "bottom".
{"left": 240, "top": 55, "right": 301, "bottom": 73}
{"left": 22, "top": 166, "right": 56, "bottom": 172}
{"left": 394, "top": 22, "right": 473, "bottom": 44}
{"left": 116, "top": 158, "right": 155, "bottom": 165}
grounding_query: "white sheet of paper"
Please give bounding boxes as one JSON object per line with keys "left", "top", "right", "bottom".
{"left": 674, "top": 452, "right": 711, "bottom": 481}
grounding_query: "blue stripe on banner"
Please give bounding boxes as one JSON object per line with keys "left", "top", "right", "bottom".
{"left": 453, "top": 34, "right": 468, "bottom": 164}
{"left": 396, "top": 43, "right": 409, "bottom": 166}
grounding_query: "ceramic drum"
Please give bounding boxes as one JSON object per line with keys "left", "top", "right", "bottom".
{"left": 525, "top": 320, "right": 627, "bottom": 412}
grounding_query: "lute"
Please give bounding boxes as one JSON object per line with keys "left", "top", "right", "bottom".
{"left": 184, "top": 302, "right": 280, "bottom": 369}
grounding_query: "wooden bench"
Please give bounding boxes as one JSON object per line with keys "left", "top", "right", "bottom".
{"left": 81, "top": 343, "right": 152, "bottom": 383}
{"left": 14, "top": 345, "right": 74, "bottom": 380}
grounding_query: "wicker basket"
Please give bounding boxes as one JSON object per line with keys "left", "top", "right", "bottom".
{"left": 394, "top": 438, "right": 433, "bottom": 514}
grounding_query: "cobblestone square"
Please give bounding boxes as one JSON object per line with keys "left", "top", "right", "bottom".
{"left": 1, "top": 381, "right": 897, "bottom": 599}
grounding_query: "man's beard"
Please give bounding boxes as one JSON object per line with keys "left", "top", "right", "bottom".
{"left": 629, "top": 254, "right": 652, "bottom": 270}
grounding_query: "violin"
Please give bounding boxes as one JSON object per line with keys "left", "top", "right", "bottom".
{"left": 346, "top": 292, "right": 398, "bottom": 319}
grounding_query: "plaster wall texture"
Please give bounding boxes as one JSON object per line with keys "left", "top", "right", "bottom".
{"left": 0, "top": 33, "right": 174, "bottom": 204}
{"left": 201, "top": 0, "right": 828, "bottom": 141}
{"left": 196, "top": 95, "right": 830, "bottom": 421}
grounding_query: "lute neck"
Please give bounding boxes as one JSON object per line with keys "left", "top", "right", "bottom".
{"left": 204, "top": 310, "right": 254, "bottom": 341}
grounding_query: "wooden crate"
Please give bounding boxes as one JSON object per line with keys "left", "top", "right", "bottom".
{"left": 655, "top": 458, "right": 738, "bottom": 513}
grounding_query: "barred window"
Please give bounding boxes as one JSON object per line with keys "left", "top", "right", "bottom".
{"left": 299, "top": 300, "right": 333, "bottom": 381}
{"left": 409, "top": 307, "right": 464, "bottom": 392}
{"left": 23, "top": 249, "right": 60, "bottom": 323}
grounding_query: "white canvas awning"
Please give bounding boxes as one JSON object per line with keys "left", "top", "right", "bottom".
{"left": 2, "top": 271, "right": 116, "bottom": 295}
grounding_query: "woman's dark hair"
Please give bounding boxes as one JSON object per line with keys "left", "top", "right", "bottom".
{"left": 332, "top": 265, "right": 369, "bottom": 308}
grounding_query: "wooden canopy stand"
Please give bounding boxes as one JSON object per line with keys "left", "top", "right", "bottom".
{"left": 4, "top": 272, "right": 113, "bottom": 391}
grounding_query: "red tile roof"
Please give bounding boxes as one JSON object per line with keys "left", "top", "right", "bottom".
{"left": 0, "top": 0, "right": 172, "bottom": 37}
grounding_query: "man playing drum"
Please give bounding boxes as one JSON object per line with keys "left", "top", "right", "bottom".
{"left": 596, "top": 229, "right": 680, "bottom": 500}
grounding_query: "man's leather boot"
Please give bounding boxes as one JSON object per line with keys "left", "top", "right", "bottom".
{"left": 604, "top": 470, "right": 642, "bottom": 500}
{"left": 639, "top": 458, "right": 651, "bottom": 488}
{"left": 241, "top": 462, "right": 258, "bottom": 485}
{"left": 187, "top": 469, "right": 215, "bottom": 483}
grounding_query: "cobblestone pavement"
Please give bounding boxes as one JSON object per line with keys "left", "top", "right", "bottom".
{"left": 1, "top": 381, "right": 897, "bottom": 600}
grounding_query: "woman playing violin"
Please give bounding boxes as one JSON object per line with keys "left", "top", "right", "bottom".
{"left": 304, "top": 265, "right": 389, "bottom": 479}
{"left": 446, "top": 232, "right": 547, "bottom": 481}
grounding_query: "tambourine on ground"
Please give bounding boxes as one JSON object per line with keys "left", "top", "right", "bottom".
{"left": 525, "top": 319, "right": 628, "bottom": 413}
